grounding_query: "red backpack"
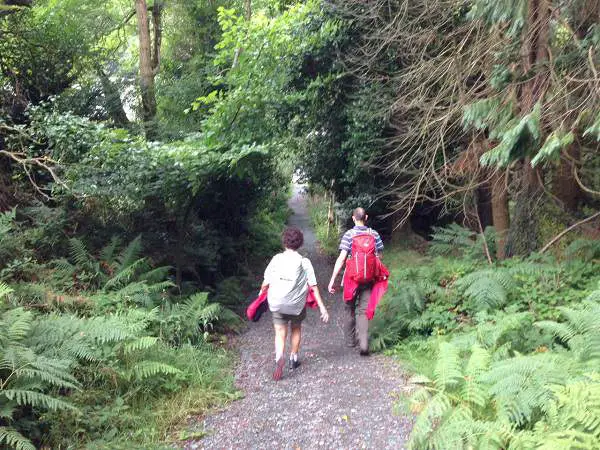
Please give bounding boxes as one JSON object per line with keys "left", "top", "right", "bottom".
{"left": 346, "top": 231, "right": 378, "bottom": 284}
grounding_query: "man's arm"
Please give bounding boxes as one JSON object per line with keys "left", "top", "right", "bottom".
{"left": 374, "top": 230, "right": 384, "bottom": 256}
{"left": 328, "top": 250, "right": 348, "bottom": 293}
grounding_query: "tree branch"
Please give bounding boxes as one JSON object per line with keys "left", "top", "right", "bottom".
{"left": 540, "top": 210, "right": 600, "bottom": 254}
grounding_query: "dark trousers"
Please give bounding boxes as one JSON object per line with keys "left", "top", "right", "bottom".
{"left": 344, "top": 286, "right": 370, "bottom": 352}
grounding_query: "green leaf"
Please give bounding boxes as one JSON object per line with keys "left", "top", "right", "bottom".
{"left": 531, "top": 130, "right": 574, "bottom": 167}
{"left": 480, "top": 103, "right": 541, "bottom": 167}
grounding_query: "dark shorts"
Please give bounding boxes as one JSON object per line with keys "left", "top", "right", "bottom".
{"left": 272, "top": 307, "right": 306, "bottom": 326}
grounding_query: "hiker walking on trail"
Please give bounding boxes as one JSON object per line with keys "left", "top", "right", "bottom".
{"left": 328, "top": 207, "right": 384, "bottom": 356}
{"left": 260, "top": 227, "right": 329, "bottom": 381}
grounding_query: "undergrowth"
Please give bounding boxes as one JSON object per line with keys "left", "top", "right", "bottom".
{"left": 0, "top": 210, "right": 240, "bottom": 449}
{"left": 372, "top": 224, "right": 600, "bottom": 450}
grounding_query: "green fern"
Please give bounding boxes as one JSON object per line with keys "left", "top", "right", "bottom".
{"left": 99, "top": 236, "right": 122, "bottom": 265}
{"left": 103, "top": 258, "right": 150, "bottom": 290}
{"left": 159, "top": 292, "right": 240, "bottom": 345}
{"left": 117, "top": 235, "right": 143, "bottom": 271}
{"left": 484, "top": 352, "right": 574, "bottom": 426}
{"left": 408, "top": 342, "right": 496, "bottom": 450}
{"left": 454, "top": 269, "right": 512, "bottom": 311}
{"left": 0, "top": 282, "right": 13, "bottom": 300}
{"left": 128, "top": 361, "right": 182, "bottom": 380}
{"left": 0, "top": 304, "right": 81, "bottom": 450}
{"left": 429, "top": 224, "right": 478, "bottom": 257}
{"left": 565, "top": 239, "right": 600, "bottom": 262}
{"left": 536, "top": 299, "right": 600, "bottom": 364}
{"left": 68, "top": 238, "right": 94, "bottom": 269}
{"left": 0, "top": 427, "right": 35, "bottom": 450}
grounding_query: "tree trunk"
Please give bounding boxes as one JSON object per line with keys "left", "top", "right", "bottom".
{"left": 98, "top": 68, "right": 130, "bottom": 128}
{"left": 491, "top": 169, "right": 510, "bottom": 259}
{"left": 135, "top": 0, "right": 159, "bottom": 139}
{"left": 506, "top": 0, "right": 550, "bottom": 256}
{"left": 554, "top": 143, "right": 581, "bottom": 211}
{"left": 476, "top": 182, "right": 493, "bottom": 229}
{"left": 244, "top": 0, "right": 251, "bottom": 20}
{"left": 232, "top": 0, "right": 251, "bottom": 69}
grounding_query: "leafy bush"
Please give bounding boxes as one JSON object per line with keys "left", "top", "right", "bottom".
{"left": 403, "top": 269, "right": 600, "bottom": 449}
{"left": 0, "top": 211, "right": 238, "bottom": 448}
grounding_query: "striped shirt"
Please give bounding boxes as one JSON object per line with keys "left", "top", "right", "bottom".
{"left": 339, "top": 226, "right": 384, "bottom": 256}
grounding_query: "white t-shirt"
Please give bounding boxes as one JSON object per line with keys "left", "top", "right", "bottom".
{"left": 264, "top": 249, "right": 317, "bottom": 315}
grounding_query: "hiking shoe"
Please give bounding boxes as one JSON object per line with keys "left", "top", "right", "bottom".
{"left": 273, "top": 357, "right": 285, "bottom": 381}
{"left": 289, "top": 358, "right": 301, "bottom": 370}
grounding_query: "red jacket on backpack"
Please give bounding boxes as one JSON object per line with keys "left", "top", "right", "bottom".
{"left": 343, "top": 258, "right": 390, "bottom": 320}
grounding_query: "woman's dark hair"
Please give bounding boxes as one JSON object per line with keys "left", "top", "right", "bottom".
{"left": 282, "top": 227, "right": 304, "bottom": 250}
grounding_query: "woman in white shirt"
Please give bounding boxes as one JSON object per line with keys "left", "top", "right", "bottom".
{"left": 261, "top": 227, "right": 329, "bottom": 381}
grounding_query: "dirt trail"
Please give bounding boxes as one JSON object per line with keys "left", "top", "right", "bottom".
{"left": 184, "top": 186, "right": 413, "bottom": 449}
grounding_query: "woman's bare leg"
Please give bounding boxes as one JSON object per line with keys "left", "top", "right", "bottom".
{"left": 290, "top": 324, "right": 302, "bottom": 355}
{"left": 274, "top": 324, "right": 287, "bottom": 361}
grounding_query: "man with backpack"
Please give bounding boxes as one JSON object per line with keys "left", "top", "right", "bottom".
{"left": 328, "top": 207, "right": 384, "bottom": 355}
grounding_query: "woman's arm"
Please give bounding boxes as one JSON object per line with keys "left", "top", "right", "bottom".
{"left": 310, "top": 285, "right": 329, "bottom": 323}
{"left": 259, "top": 281, "right": 269, "bottom": 295}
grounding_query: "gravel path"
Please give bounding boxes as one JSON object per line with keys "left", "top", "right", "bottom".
{"left": 184, "top": 186, "right": 413, "bottom": 449}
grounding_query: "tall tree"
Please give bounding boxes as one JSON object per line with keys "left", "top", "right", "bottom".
{"left": 135, "top": 0, "right": 162, "bottom": 139}
{"left": 504, "top": 0, "right": 551, "bottom": 255}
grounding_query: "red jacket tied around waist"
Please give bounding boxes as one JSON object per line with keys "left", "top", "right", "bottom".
{"left": 246, "top": 286, "right": 318, "bottom": 322}
{"left": 343, "top": 258, "right": 390, "bottom": 320}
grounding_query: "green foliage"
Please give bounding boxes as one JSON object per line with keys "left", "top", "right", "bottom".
{"left": 0, "top": 299, "right": 79, "bottom": 449}
{"left": 159, "top": 292, "right": 241, "bottom": 346}
{"left": 399, "top": 251, "right": 600, "bottom": 449}
{"left": 468, "top": 0, "right": 527, "bottom": 36}
{"left": 307, "top": 191, "right": 341, "bottom": 257}
{"left": 564, "top": 239, "right": 600, "bottom": 262}
{"left": 462, "top": 98, "right": 514, "bottom": 136}
{"left": 454, "top": 269, "right": 511, "bottom": 311}
{"left": 531, "top": 129, "right": 575, "bottom": 167}
{"left": 480, "top": 103, "right": 542, "bottom": 168}
{"left": 429, "top": 223, "right": 495, "bottom": 261}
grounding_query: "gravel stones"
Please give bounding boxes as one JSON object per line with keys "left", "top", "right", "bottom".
{"left": 182, "top": 187, "right": 413, "bottom": 450}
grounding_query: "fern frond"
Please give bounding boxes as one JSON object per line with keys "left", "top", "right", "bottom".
{"left": 117, "top": 235, "right": 143, "bottom": 270}
{"left": 473, "top": 310, "right": 533, "bottom": 351}
{"left": 138, "top": 266, "right": 171, "bottom": 284}
{"left": 484, "top": 353, "right": 573, "bottom": 426}
{"left": 2, "top": 389, "right": 76, "bottom": 411}
{"left": 104, "top": 258, "right": 148, "bottom": 290}
{"left": 99, "top": 235, "right": 122, "bottom": 265}
{"left": 408, "top": 392, "right": 453, "bottom": 450}
{"left": 0, "top": 403, "right": 15, "bottom": 420}
{"left": 434, "top": 342, "right": 463, "bottom": 389}
{"left": 0, "top": 281, "right": 13, "bottom": 299}
{"left": 15, "top": 364, "right": 79, "bottom": 390}
{"left": 69, "top": 238, "right": 92, "bottom": 268}
{"left": 123, "top": 336, "right": 158, "bottom": 355}
{"left": 0, "top": 426, "right": 35, "bottom": 450}
{"left": 5, "top": 308, "right": 33, "bottom": 342}
{"left": 454, "top": 270, "right": 510, "bottom": 311}
{"left": 130, "top": 361, "right": 182, "bottom": 380}
{"left": 462, "top": 345, "right": 491, "bottom": 409}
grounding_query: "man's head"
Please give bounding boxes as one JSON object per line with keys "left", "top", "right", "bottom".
{"left": 282, "top": 227, "right": 304, "bottom": 250}
{"left": 352, "top": 207, "right": 368, "bottom": 225}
